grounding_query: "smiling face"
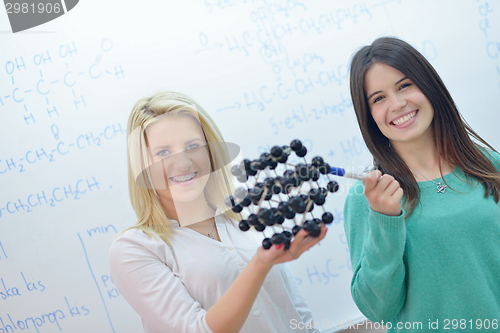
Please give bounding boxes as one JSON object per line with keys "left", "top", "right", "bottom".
{"left": 364, "top": 62, "right": 435, "bottom": 148}
{"left": 145, "top": 114, "right": 211, "bottom": 206}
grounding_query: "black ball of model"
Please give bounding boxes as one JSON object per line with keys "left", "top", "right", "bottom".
{"left": 224, "top": 195, "right": 235, "bottom": 208}
{"left": 228, "top": 139, "right": 342, "bottom": 251}
{"left": 231, "top": 165, "right": 243, "bottom": 177}
{"left": 308, "top": 224, "right": 321, "bottom": 237}
{"left": 292, "top": 225, "right": 302, "bottom": 235}
{"left": 239, "top": 220, "right": 250, "bottom": 231}
{"left": 312, "top": 156, "right": 324, "bottom": 167}
{"left": 322, "top": 212, "right": 334, "bottom": 224}
{"left": 262, "top": 238, "right": 273, "bottom": 249}
{"left": 271, "top": 233, "right": 284, "bottom": 245}
{"left": 270, "top": 146, "right": 283, "bottom": 157}
{"left": 296, "top": 146, "right": 307, "bottom": 157}
{"left": 327, "top": 181, "right": 339, "bottom": 193}
{"left": 290, "top": 139, "right": 303, "bottom": 151}
{"left": 255, "top": 223, "right": 266, "bottom": 232}
{"left": 248, "top": 214, "right": 259, "bottom": 225}
{"left": 232, "top": 204, "right": 243, "bottom": 213}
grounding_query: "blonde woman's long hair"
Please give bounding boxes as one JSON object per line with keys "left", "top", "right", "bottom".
{"left": 125, "top": 91, "right": 238, "bottom": 245}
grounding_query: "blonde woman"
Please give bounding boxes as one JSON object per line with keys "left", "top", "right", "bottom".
{"left": 109, "top": 91, "right": 325, "bottom": 333}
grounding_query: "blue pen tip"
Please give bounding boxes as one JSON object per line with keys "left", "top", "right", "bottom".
{"left": 329, "top": 167, "right": 345, "bottom": 177}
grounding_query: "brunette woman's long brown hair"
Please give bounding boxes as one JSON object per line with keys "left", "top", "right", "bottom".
{"left": 349, "top": 37, "right": 500, "bottom": 216}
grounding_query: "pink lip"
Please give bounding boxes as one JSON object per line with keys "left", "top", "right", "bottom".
{"left": 390, "top": 110, "right": 418, "bottom": 129}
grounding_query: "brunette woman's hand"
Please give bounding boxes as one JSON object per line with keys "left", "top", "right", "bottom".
{"left": 254, "top": 225, "right": 327, "bottom": 268}
{"left": 363, "top": 170, "right": 403, "bottom": 216}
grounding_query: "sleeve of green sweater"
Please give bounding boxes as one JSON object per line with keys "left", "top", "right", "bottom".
{"left": 343, "top": 181, "right": 407, "bottom": 323}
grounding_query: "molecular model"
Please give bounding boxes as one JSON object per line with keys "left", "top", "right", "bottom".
{"left": 224, "top": 139, "right": 339, "bottom": 250}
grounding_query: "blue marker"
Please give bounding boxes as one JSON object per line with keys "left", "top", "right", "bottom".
{"left": 329, "top": 166, "right": 371, "bottom": 181}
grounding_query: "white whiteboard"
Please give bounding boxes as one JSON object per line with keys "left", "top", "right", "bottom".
{"left": 1, "top": 1, "right": 499, "bottom": 332}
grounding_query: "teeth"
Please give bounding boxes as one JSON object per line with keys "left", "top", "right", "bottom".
{"left": 393, "top": 111, "right": 416, "bottom": 126}
{"left": 171, "top": 173, "right": 196, "bottom": 182}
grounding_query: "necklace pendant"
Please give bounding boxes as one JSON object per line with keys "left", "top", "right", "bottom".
{"left": 208, "top": 233, "right": 215, "bottom": 239}
{"left": 436, "top": 183, "right": 447, "bottom": 193}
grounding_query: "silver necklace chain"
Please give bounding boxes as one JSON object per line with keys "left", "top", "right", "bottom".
{"left": 409, "top": 166, "right": 447, "bottom": 193}
{"left": 202, "top": 222, "right": 216, "bottom": 239}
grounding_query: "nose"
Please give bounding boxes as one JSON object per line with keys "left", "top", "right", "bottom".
{"left": 172, "top": 151, "right": 193, "bottom": 171}
{"left": 388, "top": 93, "right": 407, "bottom": 112}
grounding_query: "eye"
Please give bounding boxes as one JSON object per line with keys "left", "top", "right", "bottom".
{"left": 156, "top": 149, "right": 170, "bottom": 157}
{"left": 372, "top": 96, "right": 384, "bottom": 104}
{"left": 399, "top": 82, "right": 411, "bottom": 90}
{"left": 186, "top": 143, "right": 200, "bottom": 151}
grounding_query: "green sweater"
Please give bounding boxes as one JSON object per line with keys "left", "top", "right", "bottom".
{"left": 344, "top": 151, "right": 500, "bottom": 332}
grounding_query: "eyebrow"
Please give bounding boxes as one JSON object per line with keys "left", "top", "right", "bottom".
{"left": 366, "top": 76, "right": 409, "bottom": 101}
{"left": 152, "top": 138, "right": 204, "bottom": 153}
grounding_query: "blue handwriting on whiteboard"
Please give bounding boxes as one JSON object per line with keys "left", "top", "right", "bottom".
{"left": 268, "top": 94, "right": 352, "bottom": 135}
{"left": 0, "top": 123, "right": 125, "bottom": 175}
{"left": 0, "top": 241, "right": 7, "bottom": 260}
{"left": 0, "top": 177, "right": 101, "bottom": 218}
{"left": 1, "top": 39, "right": 125, "bottom": 127}
{"left": 0, "top": 296, "right": 89, "bottom": 333}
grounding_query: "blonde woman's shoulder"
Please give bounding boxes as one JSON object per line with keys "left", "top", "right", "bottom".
{"left": 109, "top": 227, "right": 168, "bottom": 261}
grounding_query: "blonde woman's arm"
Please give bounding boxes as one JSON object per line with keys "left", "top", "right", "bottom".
{"left": 109, "top": 228, "right": 325, "bottom": 333}
{"left": 205, "top": 227, "right": 326, "bottom": 333}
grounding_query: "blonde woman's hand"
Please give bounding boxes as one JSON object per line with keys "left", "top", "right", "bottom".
{"left": 363, "top": 170, "right": 403, "bottom": 216}
{"left": 254, "top": 225, "right": 327, "bottom": 268}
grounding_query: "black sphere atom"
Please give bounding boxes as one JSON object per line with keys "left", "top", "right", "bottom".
{"left": 234, "top": 187, "right": 247, "bottom": 200}
{"left": 270, "top": 146, "right": 283, "bottom": 157}
{"left": 271, "top": 233, "right": 284, "bottom": 245}
{"left": 248, "top": 214, "right": 259, "bottom": 225}
{"left": 248, "top": 187, "right": 263, "bottom": 201}
{"left": 255, "top": 223, "right": 266, "bottom": 232}
{"left": 231, "top": 164, "right": 243, "bottom": 177}
{"left": 237, "top": 173, "right": 249, "bottom": 183}
{"left": 277, "top": 201, "right": 289, "bottom": 213}
{"left": 240, "top": 196, "right": 251, "bottom": 207}
{"left": 322, "top": 212, "right": 334, "bottom": 224}
{"left": 290, "top": 139, "right": 303, "bottom": 151}
{"left": 262, "top": 238, "right": 273, "bottom": 249}
{"left": 311, "top": 169, "right": 320, "bottom": 181}
{"left": 224, "top": 195, "right": 236, "bottom": 208}
{"left": 268, "top": 159, "right": 278, "bottom": 170}
{"left": 284, "top": 209, "right": 296, "bottom": 219}
{"left": 296, "top": 146, "right": 307, "bottom": 157}
{"left": 309, "top": 224, "right": 321, "bottom": 237}
{"left": 313, "top": 196, "right": 326, "bottom": 206}
{"left": 278, "top": 152, "right": 288, "bottom": 163}
{"left": 302, "top": 220, "right": 315, "bottom": 232}
{"left": 319, "top": 163, "right": 331, "bottom": 175}
{"left": 232, "top": 204, "right": 243, "bottom": 213}
{"left": 228, "top": 139, "right": 342, "bottom": 250}
{"left": 309, "top": 188, "right": 320, "bottom": 200}
{"left": 292, "top": 225, "right": 302, "bottom": 235}
{"left": 247, "top": 167, "right": 258, "bottom": 176}
{"left": 327, "top": 180, "right": 339, "bottom": 193}
{"left": 239, "top": 220, "right": 250, "bottom": 231}
{"left": 312, "top": 156, "right": 324, "bottom": 167}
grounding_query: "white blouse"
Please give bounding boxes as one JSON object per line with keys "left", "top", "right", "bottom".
{"left": 109, "top": 213, "right": 318, "bottom": 333}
